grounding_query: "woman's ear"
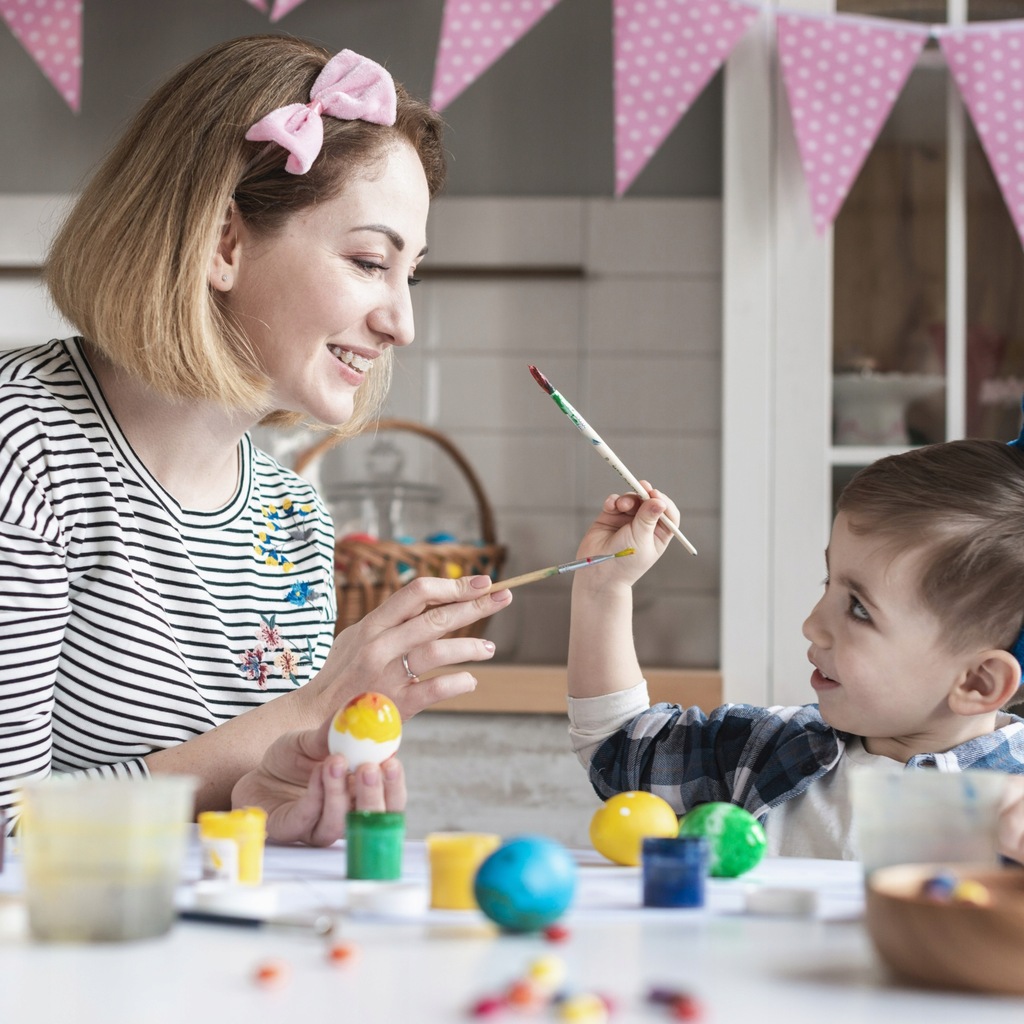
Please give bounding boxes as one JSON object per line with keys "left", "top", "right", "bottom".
{"left": 209, "top": 203, "right": 242, "bottom": 293}
{"left": 949, "top": 649, "right": 1022, "bottom": 716}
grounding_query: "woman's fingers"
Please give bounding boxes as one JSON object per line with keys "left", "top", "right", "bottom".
{"left": 347, "top": 757, "right": 407, "bottom": 814}
{"left": 307, "top": 755, "right": 352, "bottom": 846}
{"left": 397, "top": 669, "right": 481, "bottom": 715}
{"left": 366, "top": 575, "right": 503, "bottom": 632}
{"left": 381, "top": 757, "right": 406, "bottom": 812}
{"left": 400, "top": 636, "right": 496, "bottom": 680}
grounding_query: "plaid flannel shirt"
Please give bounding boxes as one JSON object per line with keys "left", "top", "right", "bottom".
{"left": 587, "top": 702, "right": 1024, "bottom": 821}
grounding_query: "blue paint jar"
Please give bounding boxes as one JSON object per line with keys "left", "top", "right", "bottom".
{"left": 642, "top": 836, "right": 709, "bottom": 908}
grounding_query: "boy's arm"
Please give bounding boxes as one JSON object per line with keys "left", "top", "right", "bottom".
{"left": 568, "top": 487, "right": 679, "bottom": 699}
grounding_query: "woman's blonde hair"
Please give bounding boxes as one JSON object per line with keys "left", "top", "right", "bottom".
{"left": 45, "top": 35, "right": 446, "bottom": 438}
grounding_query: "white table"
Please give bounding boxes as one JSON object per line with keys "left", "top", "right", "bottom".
{"left": 1, "top": 837, "right": 1022, "bottom": 1023}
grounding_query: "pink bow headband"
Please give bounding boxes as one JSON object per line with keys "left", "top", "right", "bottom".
{"left": 245, "top": 49, "right": 397, "bottom": 175}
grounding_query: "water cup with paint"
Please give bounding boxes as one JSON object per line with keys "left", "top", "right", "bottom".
{"left": 19, "top": 775, "right": 196, "bottom": 942}
{"left": 850, "top": 767, "right": 1007, "bottom": 875}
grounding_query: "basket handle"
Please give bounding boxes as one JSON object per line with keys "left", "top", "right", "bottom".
{"left": 292, "top": 418, "right": 498, "bottom": 544}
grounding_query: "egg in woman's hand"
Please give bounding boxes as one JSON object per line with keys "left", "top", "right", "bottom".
{"left": 328, "top": 692, "right": 402, "bottom": 768}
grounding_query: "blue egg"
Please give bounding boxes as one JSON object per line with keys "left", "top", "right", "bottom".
{"left": 473, "top": 836, "right": 577, "bottom": 932}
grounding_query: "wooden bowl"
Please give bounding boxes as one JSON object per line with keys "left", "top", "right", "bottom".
{"left": 865, "top": 862, "right": 1024, "bottom": 995}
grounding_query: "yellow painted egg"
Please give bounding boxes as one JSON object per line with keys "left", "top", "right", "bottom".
{"left": 589, "top": 791, "right": 679, "bottom": 866}
{"left": 328, "top": 692, "right": 402, "bottom": 768}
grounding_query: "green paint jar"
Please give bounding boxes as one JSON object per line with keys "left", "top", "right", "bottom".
{"left": 346, "top": 811, "right": 405, "bottom": 880}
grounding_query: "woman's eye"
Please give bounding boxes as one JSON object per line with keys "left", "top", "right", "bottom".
{"left": 849, "top": 595, "right": 870, "bottom": 622}
{"left": 353, "top": 259, "right": 385, "bottom": 274}
{"left": 408, "top": 275, "right": 422, "bottom": 287}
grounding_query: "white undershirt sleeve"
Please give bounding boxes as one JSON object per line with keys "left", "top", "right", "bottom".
{"left": 566, "top": 680, "right": 651, "bottom": 768}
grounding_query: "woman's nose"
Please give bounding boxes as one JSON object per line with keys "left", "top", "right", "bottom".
{"left": 371, "top": 285, "right": 416, "bottom": 348}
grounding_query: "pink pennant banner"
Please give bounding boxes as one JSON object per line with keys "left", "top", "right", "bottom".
{"left": 1, "top": 0, "right": 82, "bottom": 112}
{"left": 244, "top": 0, "right": 269, "bottom": 11}
{"left": 613, "top": 0, "right": 759, "bottom": 196}
{"left": 270, "top": 0, "right": 307, "bottom": 20}
{"left": 939, "top": 23, "right": 1024, "bottom": 250}
{"left": 777, "top": 13, "right": 929, "bottom": 233}
{"left": 431, "top": 0, "right": 565, "bottom": 111}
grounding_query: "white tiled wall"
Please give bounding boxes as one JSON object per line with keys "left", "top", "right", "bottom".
{"left": 320, "top": 198, "right": 723, "bottom": 668}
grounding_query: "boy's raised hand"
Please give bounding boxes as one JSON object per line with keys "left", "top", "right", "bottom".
{"left": 575, "top": 482, "right": 681, "bottom": 588}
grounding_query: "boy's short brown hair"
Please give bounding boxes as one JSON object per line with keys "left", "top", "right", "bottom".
{"left": 837, "top": 439, "right": 1024, "bottom": 658}
{"left": 45, "top": 35, "right": 446, "bottom": 438}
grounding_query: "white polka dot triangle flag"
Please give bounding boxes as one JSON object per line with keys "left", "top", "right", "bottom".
{"left": 613, "top": 0, "right": 759, "bottom": 196}
{"left": 432, "top": 0, "right": 566, "bottom": 111}
{"left": 777, "top": 12, "right": 929, "bottom": 234}
{"left": 0, "top": 0, "right": 82, "bottom": 112}
{"left": 938, "top": 22, "right": 1024, "bottom": 251}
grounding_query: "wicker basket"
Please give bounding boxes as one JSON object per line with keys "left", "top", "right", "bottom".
{"left": 293, "top": 418, "right": 506, "bottom": 637}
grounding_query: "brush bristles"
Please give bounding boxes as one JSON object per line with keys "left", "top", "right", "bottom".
{"left": 528, "top": 364, "right": 555, "bottom": 394}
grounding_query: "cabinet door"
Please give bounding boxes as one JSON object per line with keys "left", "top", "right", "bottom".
{"left": 722, "top": 0, "right": 1022, "bottom": 707}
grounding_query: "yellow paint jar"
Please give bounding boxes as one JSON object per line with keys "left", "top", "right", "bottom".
{"left": 197, "top": 807, "right": 267, "bottom": 885}
{"left": 426, "top": 831, "right": 501, "bottom": 910}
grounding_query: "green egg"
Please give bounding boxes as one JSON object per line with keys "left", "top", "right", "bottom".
{"left": 677, "top": 802, "right": 767, "bottom": 877}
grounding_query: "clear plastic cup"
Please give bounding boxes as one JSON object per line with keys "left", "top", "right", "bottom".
{"left": 19, "top": 776, "right": 196, "bottom": 942}
{"left": 850, "top": 767, "right": 1007, "bottom": 875}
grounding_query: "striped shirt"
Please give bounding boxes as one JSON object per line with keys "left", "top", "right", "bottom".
{"left": 0, "top": 338, "right": 337, "bottom": 833}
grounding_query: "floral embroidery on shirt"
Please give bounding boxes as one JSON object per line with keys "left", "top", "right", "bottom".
{"left": 240, "top": 615, "right": 311, "bottom": 689}
{"left": 274, "top": 647, "right": 302, "bottom": 684}
{"left": 257, "top": 619, "right": 283, "bottom": 648}
{"left": 286, "top": 579, "right": 325, "bottom": 610}
{"left": 239, "top": 646, "right": 269, "bottom": 689}
{"left": 254, "top": 497, "right": 316, "bottom": 573}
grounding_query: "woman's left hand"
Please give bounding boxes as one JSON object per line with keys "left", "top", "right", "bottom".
{"left": 230, "top": 714, "right": 406, "bottom": 846}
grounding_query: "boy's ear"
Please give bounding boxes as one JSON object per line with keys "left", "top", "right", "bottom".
{"left": 949, "top": 649, "right": 1022, "bottom": 716}
{"left": 208, "top": 203, "right": 243, "bottom": 293}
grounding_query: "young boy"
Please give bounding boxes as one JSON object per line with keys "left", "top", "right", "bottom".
{"left": 567, "top": 439, "right": 1024, "bottom": 861}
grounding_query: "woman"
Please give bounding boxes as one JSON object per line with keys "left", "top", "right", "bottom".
{"left": 0, "top": 36, "right": 511, "bottom": 843}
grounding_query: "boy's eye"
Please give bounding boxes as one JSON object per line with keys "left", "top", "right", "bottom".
{"left": 849, "top": 595, "right": 871, "bottom": 622}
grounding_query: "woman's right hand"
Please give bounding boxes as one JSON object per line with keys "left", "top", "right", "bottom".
{"left": 305, "top": 574, "right": 512, "bottom": 721}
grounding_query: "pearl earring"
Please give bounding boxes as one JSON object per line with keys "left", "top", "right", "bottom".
{"left": 221, "top": 274, "right": 228, "bottom": 283}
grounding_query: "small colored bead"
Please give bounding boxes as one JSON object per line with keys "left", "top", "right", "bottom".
{"left": 920, "top": 872, "right": 957, "bottom": 901}
{"left": 952, "top": 880, "right": 991, "bottom": 906}
{"left": 468, "top": 996, "right": 506, "bottom": 1017}
{"left": 505, "top": 979, "right": 546, "bottom": 1009}
{"left": 326, "top": 941, "right": 359, "bottom": 964}
{"left": 527, "top": 955, "right": 568, "bottom": 992}
{"left": 557, "top": 993, "right": 609, "bottom": 1023}
{"left": 253, "top": 959, "right": 290, "bottom": 988}
{"left": 647, "top": 986, "right": 685, "bottom": 1005}
{"left": 544, "top": 924, "right": 571, "bottom": 943}
{"left": 670, "top": 994, "right": 703, "bottom": 1020}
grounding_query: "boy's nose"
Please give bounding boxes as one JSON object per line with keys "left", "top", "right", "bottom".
{"left": 802, "top": 597, "right": 829, "bottom": 646}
